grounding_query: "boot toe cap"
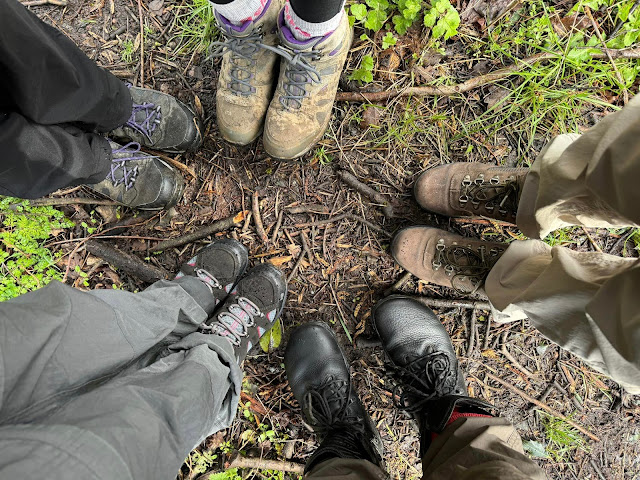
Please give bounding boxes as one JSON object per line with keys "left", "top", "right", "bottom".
{"left": 413, "top": 165, "right": 456, "bottom": 215}
{"left": 284, "top": 323, "right": 349, "bottom": 400}
{"left": 390, "top": 226, "right": 438, "bottom": 278}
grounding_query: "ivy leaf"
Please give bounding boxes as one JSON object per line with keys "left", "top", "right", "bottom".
{"left": 382, "top": 31, "right": 397, "bottom": 49}
{"left": 350, "top": 4, "right": 367, "bottom": 21}
{"left": 259, "top": 318, "right": 283, "bottom": 353}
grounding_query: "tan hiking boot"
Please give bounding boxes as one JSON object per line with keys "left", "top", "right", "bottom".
{"left": 414, "top": 163, "right": 529, "bottom": 222}
{"left": 211, "top": 0, "right": 283, "bottom": 145}
{"left": 262, "top": 11, "right": 353, "bottom": 159}
{"left": 391, "top": 226, "right": 507, "bottom": 294}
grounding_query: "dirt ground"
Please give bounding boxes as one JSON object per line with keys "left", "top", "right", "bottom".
{"left": 28, "top": 0, "right": 640, "bottom": 478}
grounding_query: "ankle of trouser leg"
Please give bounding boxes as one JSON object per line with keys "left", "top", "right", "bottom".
{"left": 418, "top": 395, "right": 496, "bottom": 457}
{"left": 305, "top": 429, "right": 380, "bottom": 473}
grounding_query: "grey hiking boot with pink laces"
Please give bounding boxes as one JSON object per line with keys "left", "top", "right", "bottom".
{"left": 202, "top": 262, "right": 287, "bottom": 364}
{"left": 109, "top": 83, "right": 203, "bottom": 153}
{"left": 90, "top": 139, "right": 184, "bottom": 210}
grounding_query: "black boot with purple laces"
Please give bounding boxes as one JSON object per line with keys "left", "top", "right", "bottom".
{"left": 90, "top": 84, "right": 203, "bottom": 210}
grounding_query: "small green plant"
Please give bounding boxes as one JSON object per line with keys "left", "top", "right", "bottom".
{"left": 259, "top": 317, "right": 283, "bottom": 352}
{"left": 186, "top": 449, "right": 218, "bottom": 477}
{"left": 382, "top": 31, "right": 398, "bottom": 49}
{"left": 171, "top": 0, "right": 218, "bottom": 55}
{"left": 349, "top": 54, "right": 374, "bottom": 83}
{"left": 314, "top": 146, "right": 334, "bottom": 165}
{"left": 541, "top": 413, "right": 589, "bottom": 462}
{"left": 120, "top": 39, "right": 135, "bottom": 63}
{"left": 208, "top": 469, "right": 241, "bottom": 480}
{"left": 0, "top": 197, "right": 74, "bottom": 302}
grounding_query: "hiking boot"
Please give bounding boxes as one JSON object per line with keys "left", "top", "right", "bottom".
{"left": 174, "top": 239, "right": 249, "bottom": 314}
{"left": 202, "top": 262, "right": 287, "bottom": 363}
{"left": 90, "top": 140, "right": 184, "bottom": 210}
{"left": 414, "top": 163, "right": 528, "bottom": 222}
{"left": 211, "top": 0, "right": 283, "bottom": 145}
{"left": 372, "top": 295, "right": 493, "bottom": 453}
{"left": 262, "top": 11, "right": 353, "bottom": 160}
{"left": 110, "top": 84, "right": 203, "bottom": 153}
{"left": 285, "top": 322, "right": 383, "bottom": 473}
{"left": 391, "top": 227, "right": 507, "bottom": 294}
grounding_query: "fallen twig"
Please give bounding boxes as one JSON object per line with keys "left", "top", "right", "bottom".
{"left": 150, "top": 211, "right": 247, "bottom": 252}
{"left": 485, "top": 373, "right": 600, "bottom": 442}
{"left": 86, "top": 240, "right": 168, "bottom": 283}
{"left": 148, "top": 151, "right": 197, "bottom": 179}
{"left": 336, "top": 169, "right": 394, "bottom": 218}
{"left": 26, "top": 197, "right": 118, "bottom": 207}
{"left": 336, "top": 48, "right": 640, "bottom": 103}
{"left": 411, "top": 296, "right": 492, "bottom": 311}
{"left": 252, "top": 192, "right": 269, "bottom": 244}
{"left": 450, "top": 216, "right": 516, "bottom": 228}
{"left": 467, "top": 309, "right": 477, "bottom": 358}
{"left": 227, "top": 455, "right": 304, "bottom": 474}
{"left": 21, "top": 0, "right": 67, "bottom": 6}
{"left": 295, "top": 213, "right": 390, "bottom": 237}
{"left": 271, "top": 209, "right": 284, "bottom": 243}
{"left": 500, "top": 331, "right": 536, "bottom": 378}
{"left": 286, "top": 204, "right": 329, "bottom": 215}
{"left": 137, "top": 0, "right": 145, "bottom": 85}
{"left": 383, "top": 271, "right": 413, "bottom": 296}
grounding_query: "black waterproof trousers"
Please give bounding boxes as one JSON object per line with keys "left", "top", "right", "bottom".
{"left": 0, "top": 0, "right": 132, "bottom": 198}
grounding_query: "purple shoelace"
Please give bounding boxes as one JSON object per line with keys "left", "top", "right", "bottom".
{"left": 126, "top": 101, "right": 161, "bottom": 140}
{"left": 107, "top": 142, "right": 148, "bottom": 190}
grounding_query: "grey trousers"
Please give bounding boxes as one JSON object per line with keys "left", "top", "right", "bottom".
{"left": 0, "top": 277, "right": 242, "bottom": 480}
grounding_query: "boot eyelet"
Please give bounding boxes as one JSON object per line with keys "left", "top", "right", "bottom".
{"left": 490, "top": 176, "right": 500, "bottom": 184}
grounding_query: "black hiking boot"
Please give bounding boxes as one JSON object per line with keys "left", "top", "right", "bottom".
{"left": 285, "top": 323, "right": 384, "bottom": 473}
{"left": 203, "top": 263, "right": 287, "bottom": 364}
{"left": 110, "top": 83, "right": 203, "bottom": 153}
{"left": 372, "top": 295, "right": 494, "bottom": 455}
{"left": 174, "top": 239, "right": 249, "bottom": 314}
{"left": 90, "top": 140, "right": 185, "bottom": 210}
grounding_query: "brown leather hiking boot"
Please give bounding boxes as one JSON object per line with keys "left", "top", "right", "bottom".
{"left": 414, "top": 163, "right": 528, "bottom": 222}
{"left": 211, "top": 0, "right": 283, "bottom": 145}
{"left": 262, "top": 11, "right": 353, "bottom": 160}
{"left": 391, "top": 226, "right": 507, "bottom": 294}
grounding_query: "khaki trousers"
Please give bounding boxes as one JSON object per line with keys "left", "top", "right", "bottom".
{"left": 486, "top": 95, "right": 640, "bottom": 394}
{"left": 306, "top": 417, "right": 547, "bottom": 479}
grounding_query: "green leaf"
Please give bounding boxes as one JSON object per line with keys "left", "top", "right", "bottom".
{"left": 350, "top": 3, "right": 368, "bottom": 21}
{"left": 362, "top": 54, "right": 374, "bottom": 70}
{"left": 382, "top": 31, "right": 397, "bottom": 49}
{"left": 365, "top": 8, "right": 386, "bottom": 31}
{"left": 522, "top": 440, "right": 548, "bottom": 458}
{"left": 423, "top": 9, "right": 437, "bottom": 27}
{"left": 259, "top": 317, "right": 283, "bottom": 352}
{"left": 393, "top": 14, "right": 412, "bottom": 35}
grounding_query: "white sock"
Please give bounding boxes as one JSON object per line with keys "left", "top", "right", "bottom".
{"left": 283, "top": 0, "right": 345, "bottom": 41}
{"left": 210, "top": 0, "right": 268, "bottom": 26}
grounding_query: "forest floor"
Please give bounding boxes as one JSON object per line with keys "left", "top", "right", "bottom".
{"left": 13, "top": 0, "right": 640, "bottom": 478}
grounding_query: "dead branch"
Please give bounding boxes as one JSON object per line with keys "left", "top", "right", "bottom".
{"left": 383, "top": 271, "right": 413, "bottom": 296}
{"left": 21, "top": 0, "right": 67, "bottom": 6}
{"left": 485, "top": 373, "right": 600, "bottom": 442}
{"left": 467, "top": 309, "right": 477, "bottom": 358}
{"left": 411, "top": 296, "right": 492, "bottom": 311}
{"left": 286, "top": 204, "right": 330, "bottom": 215}
{"left": 227, "top": 455, "right": 304, "bottom": 474}
{"left": 450, "top": 216, "right": 516, "bottom": 228}
{"left": 27, "top": 197, "right": 118, "bottom": 207}
{"left": 150, "top": 212, "right": 247, "bottom": 252}
{"left": 336, "top": 48, "right": 640, "bottom": 103}
{"left": 86, "top": 240, "right": 168, "bottom": 283}
{"left": 294, "top": 213, "right": 390, "bottom": 237}
{"left": 252, "top": 191, "right": 269, "bottom": 244}
{"left": 336, "top": 169, "right": 394, "bottom": 218}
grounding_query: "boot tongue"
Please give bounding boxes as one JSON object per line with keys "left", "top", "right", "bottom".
{"left": 215, "top": 11, "right": 255, "bottom": 37}
{"left": 277, "top": 10, "right": 323, "bottom": 50}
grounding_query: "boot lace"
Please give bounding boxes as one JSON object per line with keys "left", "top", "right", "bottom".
{"left": 107, "top": 142, "right": 157, "bottom": 190}
{"left": 432, "top": 239, "right": 504, "bottom": 294}
{"left": 388, "top": 351, "right": 460, "bottom": 413}
{"left": 303, "top": 376, "right": 365, "bottom": 435}
{"left": 210, "top": 29, "right": 269, "bottom": 96}
{"left": 124, "top": 82, "right": 161, "bottom": 140}
{"left": 204, "top": 296, "right": 262, "bottom": 346}
{"left": 459, "top": 173, "right": 519, "bottom": 217}
{"left": 262, "top": 44, "right": 321, "bottom": 109}
{"left": 194, "top": 268, "right": 222, "bottom": 293}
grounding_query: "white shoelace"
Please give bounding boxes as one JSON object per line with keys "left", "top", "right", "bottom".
{"left": 203, "top": 297, "right": 262, "bottom": 346}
